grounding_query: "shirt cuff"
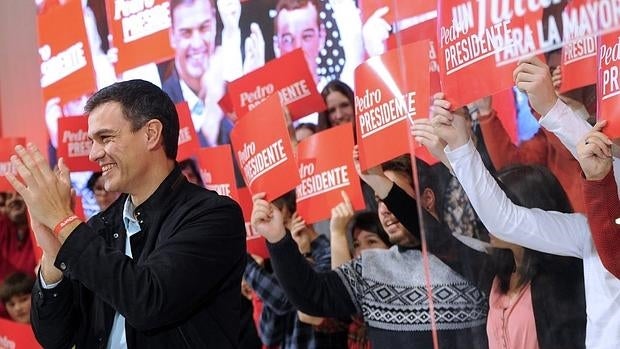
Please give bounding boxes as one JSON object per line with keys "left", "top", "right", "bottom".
{"left": 39, "top": 273, "right": 62, "bottom": 289}
{"left": 538, "top": 98, "right": 568, "bottom": 126}
{"left": 444, "top": 138, "right": 476, "bottom": 161}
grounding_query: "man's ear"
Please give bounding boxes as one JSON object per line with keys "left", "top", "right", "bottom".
{"left": 145, "top": 119, "right": 164, "bottom": 151}
{"left": 421, "top": 187, "right": 436, "bottom": 215}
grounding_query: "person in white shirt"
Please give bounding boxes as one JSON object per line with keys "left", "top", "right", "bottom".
{"left": 423, "top": 91, "right": 620, "bottom": 349}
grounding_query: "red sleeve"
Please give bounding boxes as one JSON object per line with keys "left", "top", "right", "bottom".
{"left": 478, "top": 110, "right": 547, "bottom": 171}
{"left": 582, "top": 171, "right": 620, "bottom": 278}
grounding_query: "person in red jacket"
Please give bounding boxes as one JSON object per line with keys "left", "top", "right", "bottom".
{"left": 576, "top": 120, "right": 620, "bottom": 278}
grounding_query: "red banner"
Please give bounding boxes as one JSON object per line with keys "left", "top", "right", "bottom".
{"left": 359, "top": 0, "right": 436, "bottom": 24}
{"left": 387, "top": 18, "right": 441, "bottom": 95}
{"left": 56, "top": 116, "right": 99, "bottom": 172}
{"left": 175, "top": 103, "right": 201, "bottom": 161}
{"left": 354, "top": 41, "right": 430, "bottom": 170}
{"left": 0, "top": 317, "right": 41, "bottom": 349}
{"left": 559, "top": 0, "right": 597, "bottom": 93}
{"left": 597, "top": 30, "right": 620, "bottom": 141}
{"left": 37, "top": 0, "right": 96, "bottom": 104}
{"left": 105, "top": 0, "right": 174, "bottom": 73}
{"left": 226, "top": 49, "right": 325, "bottom": 120}
{"left": 437, "top": 0, "right": 559, "bottom": 107}
{"left": 230, "top": 95, "right": 300, "bottom": 201}
{"left": 194, "top": 145, "right": 239, "bottom": 202}
{"left": 0, "top": 138, "right": 26, "bottom": 192}
{"left": 238, "top": 187, "right": 270, "bottom": 259}
{"left": 295, "top": 124, "right": 365, "bottom": 224}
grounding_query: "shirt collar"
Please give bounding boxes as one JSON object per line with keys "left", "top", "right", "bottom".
{"left": 133, "top": 166, "right": 185, "bottom": 219}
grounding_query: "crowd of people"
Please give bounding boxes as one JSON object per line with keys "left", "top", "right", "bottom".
{"left": 1, "top": 0, "right": 618, "bottom": 348}
{"left": 2, "top": 52, "right": 619, "bottom": 348}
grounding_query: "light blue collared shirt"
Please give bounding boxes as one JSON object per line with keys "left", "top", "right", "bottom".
{"left": 107, "top": 197, "right": 142, "bottom": 349}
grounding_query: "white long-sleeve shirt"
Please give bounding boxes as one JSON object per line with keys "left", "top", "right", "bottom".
{"left": 539, "top": 99, "right": 620, "bottom": 197}
{"left": 446, "top": 140, "right": 620, "bottom": 349}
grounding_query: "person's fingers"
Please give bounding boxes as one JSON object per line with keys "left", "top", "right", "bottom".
{"left": 585, "top": 136, "right": 612, "bottom": 158}
{"left": 10, "top": 154, "right": 37, "bottom": 189}
{"left": 4, "top": 173, "right": 27, "bottom": 196}
{"left": 251, "top": 192, "right": 267, "bottom": 202}
{"left": 515, "top": 81, "right": 534, "bottom": 92}
{"left": 514, "top": 71, "right": 537, "bottom": 84}
{"left": 371, "top": 6, "right": 389, "bottom": 19}
{"left": 430, "top": 105, "right": 454, "bottom": 121}
{"left": 591, "top": 120, "right": 609, "bottom": 133}
{"left": 431, "top": 113, "right": 453, "bottom": 127}
{"left": 340, "top": 190, "right": 352, "bottom": 208}
{"left": 14, "top": 145, "right": 45, "bottom": 185}
{"left": 29, "top": 143, "right": 55, "bottom": 180}
{"left": 432, "top": 97, "right": 451, "bottom": 110}
{"left": 57, "top": 157, "right": 72, "bottom": 186}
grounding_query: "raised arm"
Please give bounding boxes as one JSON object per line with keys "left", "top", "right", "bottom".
{"left": 514, "top": 56, "right": 620, "bottom": 194}
{"left": 251, "top": 193, "right": 358, "bottom": 318}
{"left": 431, "top": 94, "right": 589, "bottom": 258}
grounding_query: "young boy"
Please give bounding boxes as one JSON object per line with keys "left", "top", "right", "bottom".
{"left": 0, "top": 271, "right": 34, "bottom": 324}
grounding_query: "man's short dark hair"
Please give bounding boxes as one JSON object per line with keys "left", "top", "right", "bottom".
{"left": 0, "top": 272, "right": 34, "bottom": 303}
{"left": 84, "top": 79, "right": 180, "bottom": 160}
{"left": 274, "top": 0, "right": 321, "bottom": 30}
{"left": 169, "top": 0, "right": 216, "bottom": 27}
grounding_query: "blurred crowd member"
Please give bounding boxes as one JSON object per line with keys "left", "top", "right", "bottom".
{"left": 179, "top": 158, "right": 205, "bottom": 187}
{"left": 0, "top": 192, "right": 8, "bottom": 216}
{"left": 86, "top": 172, "right": 120, "bottom": 212}
{"left": 0, "top": 192, "right": 37, "bottom": 283}
{"left": 0, "top": 272, "right": 35, "bottom": 324}
{"left": 294, "top": 123, "right": 317, "bottom": 141}
{"left": 317, "top": 80, "right": 355, "bottom": 131}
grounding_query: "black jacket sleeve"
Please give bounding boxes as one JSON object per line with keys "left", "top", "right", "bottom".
{"left": 31, "top": 275, "right": 81, "bottom": 348}
{"left": 268, "top": 233, "right": 357, "bottom": 318}
{"left": 52, "top": 198, "right": 246, "bottom": 332}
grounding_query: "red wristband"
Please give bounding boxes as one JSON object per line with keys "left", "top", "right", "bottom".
{"left": 53, "top": 215, "right": 80, "bottom": 235}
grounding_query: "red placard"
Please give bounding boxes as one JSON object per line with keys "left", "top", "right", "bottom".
{"left": 295, "top": 124, "right": 365, "bottom": 224}
{"left": 354, "top": 41, "right": 430, "bottom": 170}
{"left": 226, "top": 49, "right": 325, "bottom": 121}
{"left": 0, "top": 138, "right": 27, "bottom": 192}
{"left": 105, "top": 0, "right": 175, "bottom": 73}
{"left": 175, "top": 102, "right": 201, "bottom": 161}
{"left": 246, "top": 223, "right": 269, "bottom": 260}
{"left": 37, "top": 0, "right": 97, "bottom": 104}
{"left": 56, "top": 116, "right": 99, "bottom": 172}
{"left": 359, "top": 0, "right": 436, "bottom": 24}
{"left": 387, "top": 18, "right": 441, "bottom": 95}
{"left": 230, "top": 95, "right": 300, "bottom": 201}
{"left": 0, "top": 317, "right": 42, "bottom": 349}
{"left": 597, "top": 30, "right": 620, "bottom": 141}
{"left": 194, "top": 145, "right": 239, "bottom": 202}
{"left": 559, "top": 0, "right": 597, "bottom": 93}
{"left": 238, "top": 187, "right": 270, "bottom": 259}
{"left": 437, "top": 0, "right": 559, "bottom": 107}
